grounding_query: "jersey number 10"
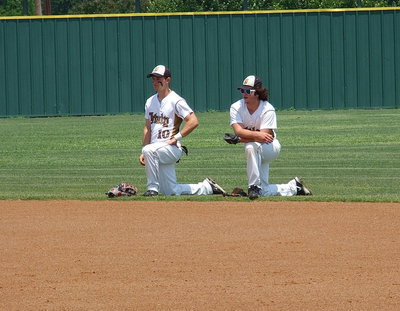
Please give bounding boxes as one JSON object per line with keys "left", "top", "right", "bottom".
{"left": 157, "top": 129, "right": 171, "bottom": 139}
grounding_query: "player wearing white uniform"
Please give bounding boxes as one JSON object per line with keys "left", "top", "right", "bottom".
{"left": 229, "top": 75, "right": 312, "bottom": 200}
{"left": 139, "top": 65, "right": 226, "bottom": 196}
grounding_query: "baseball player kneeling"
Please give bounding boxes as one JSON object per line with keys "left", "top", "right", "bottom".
{"left": 139, "top": 65, "right": 226, "bottom": 197}
{"left": 225, "top": 75, "right": 312, "bottom": 200}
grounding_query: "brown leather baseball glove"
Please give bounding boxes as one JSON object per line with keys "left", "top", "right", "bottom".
{"left": 223, "top": 133, "right": 240, "bottom": 144}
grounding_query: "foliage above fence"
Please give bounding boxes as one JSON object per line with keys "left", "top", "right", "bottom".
{"left": 1, "top": 0, "right": 400, "bottom": 16}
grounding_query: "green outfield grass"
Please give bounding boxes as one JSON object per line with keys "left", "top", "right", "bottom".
{"left": 0, "top": 109, "right": 399, "bottom": 202}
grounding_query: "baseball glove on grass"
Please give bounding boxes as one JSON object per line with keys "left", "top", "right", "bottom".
{"left": 223, "top": 188, "right": 248, "bottom": 197}
{"left": 223, "top": 133, "right": 240, "bottom": 144}
{"left": 106, "top": 183, "right": 138, "bottom": 198}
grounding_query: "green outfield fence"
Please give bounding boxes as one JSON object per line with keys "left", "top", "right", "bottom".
{"left": 0, "top": 8, "right": 399, "bottom": 117}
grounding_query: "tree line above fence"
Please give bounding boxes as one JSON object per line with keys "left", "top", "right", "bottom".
{"left": 1, "top": 0, "right": 399, "bottom": 16}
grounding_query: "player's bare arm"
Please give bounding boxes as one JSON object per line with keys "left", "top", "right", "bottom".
{"left": 139, "top": 119, "right": 152, "bottom": 165}
{"left": 232, "top": 123, "right": 274, "bottom": 144}
{"left": 167, "top": 112, "right": 199, "bottom": 146}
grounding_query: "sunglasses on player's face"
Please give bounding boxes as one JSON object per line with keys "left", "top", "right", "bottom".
{"left": 240, "top": 88, "right": 256, "bottom": 95}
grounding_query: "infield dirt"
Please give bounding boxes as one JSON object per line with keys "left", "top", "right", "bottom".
{"left": 1, "top": 200, "right": 399, "bottom": 310}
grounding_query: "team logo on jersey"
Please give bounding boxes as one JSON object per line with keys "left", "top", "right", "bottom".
{"left": 149, "top": 112, "right": 169, "bottom": 127}
{"left": 244, "top": 126, "right": 259, "bottom": 132}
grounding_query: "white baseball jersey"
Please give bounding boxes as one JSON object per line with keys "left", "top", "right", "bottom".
{"left": 142, "top": 90, "right": 212, "bottom": 196}
{"left": 229, "top": 99, "right": 297, "bottom": 196}
{"left": 230, "top": 99, "right": 277, "bottom": 135}
{"left": 145, "top": 90, "right": 193, "bottom": 143}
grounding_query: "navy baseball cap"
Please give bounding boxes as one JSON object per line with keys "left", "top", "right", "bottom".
{"left": 147, "top": 65, "right": 171, "bottom": 78}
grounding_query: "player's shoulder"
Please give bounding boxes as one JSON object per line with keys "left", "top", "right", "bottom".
{"left": 167, "top": 90, "right": 185, "bottom": 102}
{"left": 230, "top": 99, "right": 245, "bottom": 110}
{"left": 145, "top": 93, "right": 158, "bottom": 105}
{"left": 260, "top": 100, "right": 275, "bottom": 112}
{"left": 170, "top": 91, "right": 193, "bottom": 112}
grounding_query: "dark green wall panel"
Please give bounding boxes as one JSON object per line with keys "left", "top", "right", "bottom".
{"left": 381, "top": 11, "right": 395, "bottom": 108}
{"left": 130, "top": 18, "right": 145, "bottom": 113}
{"left": 118, "top": 18, "right": 132, "bottom": 113}
{"left": 30, "top": 20, "right": 44, "bottom": 116}
{"left": 17, "top": 20, "right": 31, "bottom": 115}
{"left": 255, "top": 15, "right": 269, "bottom": 89}
{"left": 192, "top": 16, "right": 207, "bottom": 111}
{"left": 92, "top": 19, "right": 107, "bottom": 114}
{"left": 4, "top": 21, "right": 19, "bottom": 116}
{"left": 293, "top": 14, "right": 307, "bottom": 110}
{"left": 344, "top": 13, "right": 358, "bottom": 109}
{"left": 0, "top": 9, "right": 399, "bottom": 117}
{"left": 204, "top": 16, "right": 219, "bottom": 112}
{"left": 242, "top": 14, "right": 257, "bottom": 95}
{"left": 230, "top": 15, "right": 244, "bottom": 94}
{"left": 331, "top": 13, "right": 345, "bottom": 110}
{"left": 319, "top": 13, "right": 333, "bottom": 110}
{"left": 356, "top": 12, "right": 370, "bottom": 108}
{"left": 306, "top": 14, "right": 320, "bottom": 110}
{"left": 42, "top": 19, "right": 54, "bottom": 115}
{"left": 217, "top": 15, "right": 233, "bottom": 111}
{"left": 281, "top": 14, "right": 295, "bottom": 109}
{"left": 181, "top": 16, "right": 195, "bottom": 108}
{"left": 54, "top": 19, "right": 69, "bottom": 115}
{"left": 68, "top": 19, "right": 82, "bottom": 115}
{"left": 80, "top": 18, "right": 94, "bottom": 114}
{"left": 268, "top": 14, "right": 283, "bottom": 109}
{"left": 0, "top": 21, "right": 5, "bottom": 116}
{"left": 369, "top": 12, "right": 382, "bottom": 108}
{"left": 396, "top": 11, "right": 400, "bottom": 107}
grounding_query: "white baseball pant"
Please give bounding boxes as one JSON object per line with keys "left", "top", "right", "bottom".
{"left": 244, "top": 140, "right": 297, "bottom": 196}
{"left": 142, "top": 142, "right": 213, "bottom": 195}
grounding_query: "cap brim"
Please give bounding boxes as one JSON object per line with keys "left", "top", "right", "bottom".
{"left": 147, "top": 73, "right": 164, "bottom": 78}
{"left": 237, "top": 85, "right": 253, "bottom": 90}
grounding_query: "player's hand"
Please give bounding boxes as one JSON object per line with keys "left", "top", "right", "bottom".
{"left": 257, "top": 131, "right": 274, "bottom": 144}
{"left": 167, "top": 137, "right": 178, "bottom": 146}
{"left": 139, "top": 154, "right": 145, "bottom": 166}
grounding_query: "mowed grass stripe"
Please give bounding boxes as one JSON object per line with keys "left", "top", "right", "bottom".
{"left": 0, "top": 109, "right": 399, "bottom": 201}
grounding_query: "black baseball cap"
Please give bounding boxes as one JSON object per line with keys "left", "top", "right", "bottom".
{"left": 147, "top": 65, "right": 171, "bottom": 78}
{"left": 237, "top": 75, "right": 262, "bottom": 90}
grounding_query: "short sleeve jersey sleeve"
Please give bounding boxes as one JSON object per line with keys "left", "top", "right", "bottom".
{"left": 260, "top": 107, "right": 277, "bottom": 130}
{"left": 230, "top": 100, "right": 243, "bottom": 126}
{"left": 175, "top": 99, "right": 193, "bottom": 120}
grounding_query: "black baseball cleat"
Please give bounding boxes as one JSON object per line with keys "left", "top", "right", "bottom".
{"left": 248, "top": 185, "right": 262, "bottom": 200}
{"left": 294, "top": 177, "right": 312, "bottom": 195}
{"left": 143, "top": 190, "right": 159, "bottom": 197}
{"left": 206, "top": 177, "right": 227, "bottom": 195}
